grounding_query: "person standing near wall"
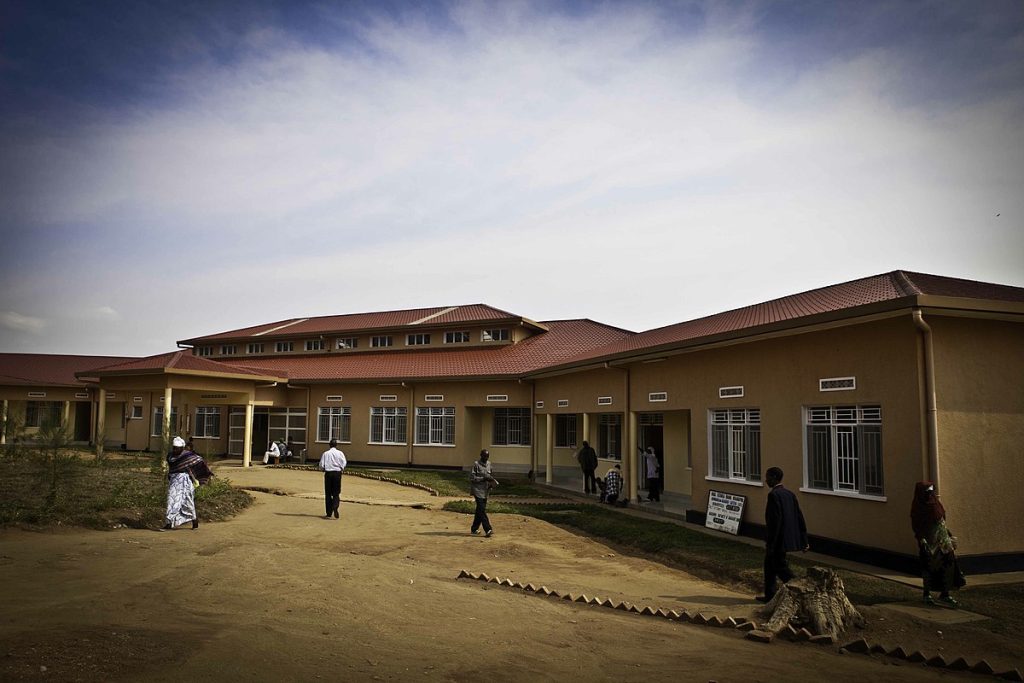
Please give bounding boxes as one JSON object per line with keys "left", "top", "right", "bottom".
{"left": 577, "top": 440, "right": 598, "bottom": 495}
{"left": 756, "top": 466, "right": 809, "bottom": 602}
{"left": 318, "top": 438, "right": 347, "bottom": 519}
{"left": 469, "top": 449, "right": 499, "bottom": 537}
{"left": 911, "top": 481, "right": 966, "bottom": 607}
{"left": 643, "top": 446, "right": 661, "bottom": 502}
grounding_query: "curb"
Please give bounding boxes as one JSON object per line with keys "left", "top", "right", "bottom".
{"left": 455, "top": 570, "right": 1022, "bottom": 681}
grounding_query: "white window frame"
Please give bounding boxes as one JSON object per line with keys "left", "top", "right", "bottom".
{"left": 317, "top": 406, "right": 351, "bottom": 443}
{"left": 415, "top": 406, "right": 456, "bottom": 446}
{"left": 196, "top": 346, "right": 213, "bottom": 357}
{"left": 803, "top": 405, "right": 884, "bottom": 499}
{"left": 130, "top": 405, "right": 144, "bottom": 420}
{"left": 406, "top": 333, "right": 431, "bottom": 346}
{"left": 482, "top": 329, "right": 509, "bottom": 342}
{"left": 336, "top": 337, "right": 358, "bottom": 350}
{"left": 275, "top": 341, "right": 294, "bottom": 353}
{"left": 194, "top": 406, "right": 221, "bottom": 439}
{"left": 444, "top": 331, "right": 470, "bottom": 344}
{"left": 220, "top": 344, "right": 237, "bottom": 355}
{"left": 707, "top": 408, "right": 762, "bottom": 485}
{"left": 247, "top": 343, "right": 264, "bottom": 354}
{"left": 305, "top": 339, "right": 324, "bottom": 351}
{"left": 492, "top": 407, "right": 531, "bottom": 446}
{"left": 371, "top": 336, "right": 393, "bottom": 348}
{"left": 369, "top": 406, "right": 407, "bottom": 445}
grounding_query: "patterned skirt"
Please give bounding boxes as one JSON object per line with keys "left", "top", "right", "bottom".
{"left": 166, "top": 473, "right": 196, "bottom": 527}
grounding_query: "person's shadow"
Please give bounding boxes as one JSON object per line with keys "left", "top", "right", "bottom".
{"left": 417, "top": 531, "right": 476, "bottom": 537}
{"left": 274, "top": 512, "right": 330, "bottom": 518}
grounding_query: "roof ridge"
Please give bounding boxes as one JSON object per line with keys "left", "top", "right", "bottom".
{"left": 891, "top": 270, "right": 922, "bottom": 296}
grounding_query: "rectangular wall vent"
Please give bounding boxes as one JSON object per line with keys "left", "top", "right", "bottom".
{"left": 424, "top": 395, "right": 444, "bottom": 402}
{"left": 106, "top": 393, "right": 117, "bottom": 399}
{"left": 326, "top": 395, "right": 344, "bottom": 402}
{"left": 133, "top": 396, "right": 143, "bottom": 403}
{"left": 648, "top": 391, "right": 668, "bottom": 402}
{"left": 556, "top": 399, "right": 569, "bottom": 408}
{"left": 535, "top": 401, "right": 544, "bottom": 409}
{"left": 819, "top": 376, "right": 856, "bottom": 392}
{"left": 597, "top": 396, "right": 613, "bottom": 406}
{"left": 379, "top": 395, "right": 398, "bottom": 402}
{"left": 201, "top": 394, "right": 228, "bottom": 399}
{"left": 75, "top": 392, "right": 89, "bottom": 399}
{"left": 486, "top": 395, "right": 508, "bottom": 402}
{"left": 719, "top": 386, "right": 744, "bottom": 399}
{"left": 27, "top": 391, "right": 46, "bottom": 398}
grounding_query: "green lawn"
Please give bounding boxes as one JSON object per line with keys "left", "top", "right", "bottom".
{"left": 347, "top": 466, "right": 549, "bottom": 497}
{"left": 0, "top": 448, "right": 251, "bottom": 529}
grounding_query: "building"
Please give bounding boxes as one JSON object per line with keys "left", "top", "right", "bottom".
{"left": 2, "top": 271, "right": 1022, "bottom": 572}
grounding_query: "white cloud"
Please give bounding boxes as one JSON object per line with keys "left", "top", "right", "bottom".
{"left": 1, "top": 311, "right": 46, "bottom": 334}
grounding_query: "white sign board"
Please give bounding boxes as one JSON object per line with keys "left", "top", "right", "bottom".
{"left": 705, "top": 489, "right": 747, "bottom": 535}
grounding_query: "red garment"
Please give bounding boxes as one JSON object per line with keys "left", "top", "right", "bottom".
{"left": 910, "top": 481, "right": 945, "bottom": 540}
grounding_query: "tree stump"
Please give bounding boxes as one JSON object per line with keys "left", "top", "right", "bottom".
{"left": 759, "top": 566, "right": 865, "bottom": 640}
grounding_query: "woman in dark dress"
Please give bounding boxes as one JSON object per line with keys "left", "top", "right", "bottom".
{"left": 910, "top": 481, "right": 965, "bottom": 607}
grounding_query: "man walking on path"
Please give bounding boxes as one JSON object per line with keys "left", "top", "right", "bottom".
{"left": 318, "top": 439, "right": 347, "bottom": 519}
{"left": 577, "top": 440, "right": 598, "bottom": 494}
{"left": 469, "top": 449, "right": 499, "bottom": 537}
{"left": 757, "top": 466, "right": 809, "bottom": 602}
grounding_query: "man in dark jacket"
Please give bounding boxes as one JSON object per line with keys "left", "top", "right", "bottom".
{"left": 577, "top": 440, "right": 598, "bottom": 494}
{"left": 757, "top": 466, "right": 809, "bottom": 602}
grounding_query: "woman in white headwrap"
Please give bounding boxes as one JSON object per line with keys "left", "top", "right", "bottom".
{"left": 162, "top": 436, "right": 213, "bottom": 530}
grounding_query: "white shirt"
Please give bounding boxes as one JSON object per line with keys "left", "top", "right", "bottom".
{"left": 319, "top": 447, "right": 347, "bottom": 472}
{"left": 267, "top": 442, "right": 280, "bottom": 457}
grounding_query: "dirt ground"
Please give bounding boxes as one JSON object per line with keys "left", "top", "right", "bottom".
{"left": 0, "top": 466, "right": 1010, "bottom": 682}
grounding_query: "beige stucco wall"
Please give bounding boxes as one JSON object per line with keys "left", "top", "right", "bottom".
{"left": 621, "top": 315, "right": 927, "bottom": 555}
{"left": 926, "top": 316, "right": 1024, "bottom": 556}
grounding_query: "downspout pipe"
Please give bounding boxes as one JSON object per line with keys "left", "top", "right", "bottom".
{"left": 912, "top": 310, "right": 940, "bottom": 488}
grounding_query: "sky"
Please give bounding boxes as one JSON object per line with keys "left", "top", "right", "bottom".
{"left": 1, "top": 0, "right": 1022, "bottom": 357}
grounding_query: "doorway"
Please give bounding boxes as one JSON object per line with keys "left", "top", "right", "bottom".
{"left": 638, "top": 413, "right": 664, "bottom": 493}
{"left": 73, "top": 401, "right": 92, "bottom": 442}
{"left": 251, "top": 412, "right": 269, "bottom": 460}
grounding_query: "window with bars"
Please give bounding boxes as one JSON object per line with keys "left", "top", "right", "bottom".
{"left": 152, "top": 407, "right": 179, "bottom": 436}
{"left": 555, "top": 414, "right": 577, "bottom": 448}
{"left": 370, "top": 406, "right": 407, "bottom": 444}
{"left": 493, "top": 407, "right": 531, "bottom": 446}
{"left": 415, "top": 407, "right": 455, "bottom": 445}
{"left": 709, "top": 408, "right": 761, "bottom": 483}
{"left": 805, "top": 405, "right": 883, "bottom": 496}
{"left": 194, "top": 406, "right": 221, "bottom": 438}
{"left": 25, "top": 401, "right": 62, "bottom": 428}
{"left": 317, "top": 407, "right": 351, "bottom": 443}
{"left": 598, "top": 413, "right": 622, "bottom": 459}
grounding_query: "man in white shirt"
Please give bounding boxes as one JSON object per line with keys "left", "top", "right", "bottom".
{"left": 262, "top": 440, "right": 280, "bottom": 465}
{"left": 318, "top": 439, "right": 347, "bottom": 519}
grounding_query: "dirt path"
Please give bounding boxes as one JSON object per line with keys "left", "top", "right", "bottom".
{"left": 0, "top": 467, "right": 984, "bottom": 681}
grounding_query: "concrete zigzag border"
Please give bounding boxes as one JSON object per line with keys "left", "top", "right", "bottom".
{"left": 455, "top": 570, "right": 1023, "bottom": 682}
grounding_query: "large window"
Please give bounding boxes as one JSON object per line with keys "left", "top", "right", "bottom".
{"left": 555, "top": 414, "right": 577, "bottom": 448}
{"left": 336, "top": 337, "right": 358, "bottom": 349}
{"left": 269, "top": 407, "right": 306, "bottom": 451}
{"left": 709, "top": 408, "right": 761, "bottom": 483}
{"left": 805, "top": 405, "right": 883, "bottom": 496}
{"left": 370, "top": 407, "right": 407, "bottom": 445}
{"left": 444, "top": 331, "right": 470, "bottom": 344}
{"left": 493, "top": 407, "right": 531, "bottom": 446}
{"left": 482, "top": 329, "right": 509, "bottom": 342}
{"left": 275, "top": 341, "right": 294, "bottom": 353}
{"left": 194, "top": 406, "right": 221, "bottom": 438}
{"left": 371, "top": 336, "right": 393, "bottom": 348}
{"left": 598, "top": 414, "right": 621, "bottom": 459}
{"left": 305, "top": 339, "right": 324, "bottom": 351}
{"left": 25, "top": 401, "right": 62, "bottom": 428}
{"left": 152, "top": 406, "right": 179, "bottom": 437}
{"left": 247, "top": 343, "right": 264, "bottom": 354}
{"left": 416, "top": 407, "right": 455, "bottom": 445}
{"left": 406, "top": 333, "right": 431, "bottom": 346}
{"left": 317, "top": 407, "right": 351, "bottom": 443}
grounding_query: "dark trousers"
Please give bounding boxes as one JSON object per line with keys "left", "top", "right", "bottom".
{"left": 324, "top": 471, "right": 342, "bottom": 516}
{"left": 582, "top": 468, "right": 597, "bottom": 494}
{"left": 471, "top": 496, "right": 492, "bottom": 533}
{"left": 764, "top": 545, "right": 794, "bottom": 598}
{"left": 646, "top": 476, "right": 661, "bottom": 501}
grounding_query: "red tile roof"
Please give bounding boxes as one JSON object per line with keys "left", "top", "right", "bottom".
{"left": 0, "top": 354, "right": 136, "bottom": 387}
{"left": 229, "top": 319, "right": 633, "bottom": 382}
{"left": 81, "top": 351, "right": 288, "bottom": 380}
{"left": 180, "top": 304, "right": 533, "bottom": 344}
{"left": 536, "top": 270, "right": 1024, "bottom": 370}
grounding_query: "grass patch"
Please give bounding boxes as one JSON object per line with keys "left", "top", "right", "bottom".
{"left": 0, "top": 448, "right": 252, "bottom": 529}
{"left": 347, "top": 466, "right": 548, "bottom": 497}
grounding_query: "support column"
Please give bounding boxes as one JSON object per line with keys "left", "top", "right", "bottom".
{"left": 1, "top": 399, "right": 7, "bottom": 445}
{"left": 163, "top": 387, "right": 173, "bottom": 438}
{"left": 96, "top": 388, "right": 107, "bottom": 458}
{"left": 62, "top": 401, "right": 70, "bottom": 429}
{"left": 582, "top": 412, "right": 590, "bottom": 448}
{"left": 545, "top": 413, "right": 554, "bottom": 484}
{"left": 627, "top": 410, "right": 638, "bottom": 503}
{"left": 242, "top": 401, "right": 254, "bottom": 468}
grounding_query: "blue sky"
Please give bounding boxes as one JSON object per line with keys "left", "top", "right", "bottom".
{"left": 1, "top": 0, "right": 1022, "bottom": 356}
